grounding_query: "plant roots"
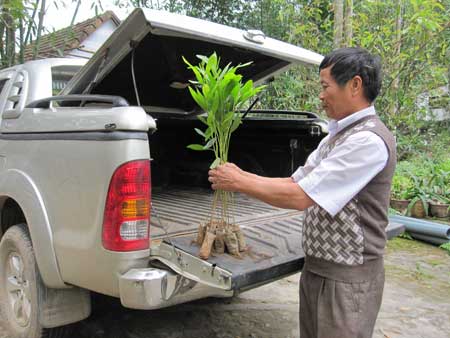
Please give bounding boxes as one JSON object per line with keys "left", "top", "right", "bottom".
{"left": 196, "top": 220, "right": 247, "bottom": 260}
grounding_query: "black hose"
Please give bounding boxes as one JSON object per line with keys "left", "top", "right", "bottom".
{"left": 131, "top": 43, "right": 141, "bottom": 106}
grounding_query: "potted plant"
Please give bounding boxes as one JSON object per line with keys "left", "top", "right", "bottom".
{"left": 428, "top": 162, "right": 450, "bottom": 218}
{"left": 429, "top": 195, "right": 450, "bottom": 218}
{"left": 183, "top": 52, "right": 265, "bottom": 260}
{"left": 390, "top": 174, "right": 413, "bottom": 214}
{"left": 405, "top": 175, "right": 430, "bottom": 218}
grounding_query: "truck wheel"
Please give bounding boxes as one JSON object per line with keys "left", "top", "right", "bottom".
{"left": 0, "top": 224, "right": 70, "bottom": 338}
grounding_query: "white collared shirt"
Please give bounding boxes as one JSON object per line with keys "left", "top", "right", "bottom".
{"left": 291, "top": 106, "right": 388, "bottom": 217}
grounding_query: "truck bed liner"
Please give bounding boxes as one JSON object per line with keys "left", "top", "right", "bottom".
{"left": 151, "top": 187, "right": 299, "bottom": 239}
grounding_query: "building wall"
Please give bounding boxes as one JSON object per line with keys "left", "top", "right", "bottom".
{"left": 418, "top": 85, "right": 450, "bottom": 121}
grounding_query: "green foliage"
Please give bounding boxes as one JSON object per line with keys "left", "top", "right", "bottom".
{"left": 439, "top": 242, "right": 450, "bottom": 255}
{"left": 404, "top": 175, "right": 430, "bottom": 216}
{"left": 183, "top": 52, "right": 265, "bottom": 168}
{"left": 391, "top": 161, "right": 425, "bottom": 211}
{"left": 183, "top": 52, "right": 265, "bottom": 224}
{"left": 393, "top": 156, "right": 450, "bottom": 210}
{"left": 0, "top": 0, "right": 28, "bottom": 67}
{"left": 395, "top": 123, "right": 450, "bottom": 165}
{"left": 353, "top": 0, "right": 449, "bottom": 127}
{"left": 165, "top": 0, "right": 450, "bottom": 130}
{"left": 1, "top": 0, "right": 105, "bottom": 68}
{"left": 259, "top": 66, "right": 321, "bottom": 113}
{"left": 428, "top": 159, "right": 450, "bottom": 203}
{"left": 391, "top": 174, "right": 414, "bottom": 200}
{"left": 398, "top": 231, "right": 413, "bottom": 240}
{"left": 258, "top": 0, "right": 332, "bottom": 116}
{"left": 388, "top": 207, "right": 402, "bottom": 216}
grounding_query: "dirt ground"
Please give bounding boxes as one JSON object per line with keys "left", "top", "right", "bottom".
{"left": 1, "top": 237, "right": 449, "bottom": 338}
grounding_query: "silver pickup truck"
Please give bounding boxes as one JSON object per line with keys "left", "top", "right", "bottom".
{"left": 0, "top": 8, "right": 404, "bottom": 338}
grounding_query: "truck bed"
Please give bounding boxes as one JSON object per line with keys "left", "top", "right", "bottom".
{"left": 151, "top": 187, "right": 304, "bottom": 290}
{"left": 151, "top": 186, "right": 301, "bottom": 239}
{"left": 151, "top": 187, "right": 404, "bottom": 291}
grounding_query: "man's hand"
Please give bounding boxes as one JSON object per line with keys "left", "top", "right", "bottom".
{"left": 208, "top": 163, "right": 314, "bottom": 211}
{"left": 208, "top": 163, "right": 243, "bottom": 192}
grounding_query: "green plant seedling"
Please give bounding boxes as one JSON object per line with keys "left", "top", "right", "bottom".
{"left": 183, "top": 52, "right": 265, "bottom": 259}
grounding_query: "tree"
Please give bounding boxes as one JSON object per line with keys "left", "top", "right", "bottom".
{"left": 32, "top": 0, "right": 45, "bottom": 60}
{"left": 0, "top": 0, "right": 46, "bottom": 67}
{"left": 333, "top": 0, "right": 343, "bottom": 48}
{"left": 0, "top": 0, "right": 102, "bottom": 68}
{"left": 333, "top": 0, "right": 353, "bottom": 48}
{"left": 343, "top": 0, "right": 353, "bottom": 46}
{"left": 391, "top": 0, "right": 404, "bottom": 115}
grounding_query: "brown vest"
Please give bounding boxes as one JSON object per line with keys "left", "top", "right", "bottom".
{"left": 302, "top": 115, "right": 397, "bottom": 282}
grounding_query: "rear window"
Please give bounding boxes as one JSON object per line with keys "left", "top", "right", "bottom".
{"left": 52, "top": 65, "right": 81, "bottom": 95}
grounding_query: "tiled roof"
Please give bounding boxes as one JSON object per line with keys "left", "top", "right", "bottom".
{"left": 23, "top": 10, "right": 120, "bottom": 61}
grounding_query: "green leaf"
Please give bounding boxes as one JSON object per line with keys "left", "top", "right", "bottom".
{"left": 231, "top": 85, "right": 240, "bottom": 105}
{"left": 224, "top": 111, "right": 234, "bottom": 124}
{"left": 187, "top": 144, "right": 206, "bottom": 151}
{"left": 235, "top": 61, "right": 253, "bottom": 70}
{"left": 210, "top": 91, "right": 220, "bottom": 118}
{"left": 198, "top": 115, "right": 208, "bottom": 125}
{"left": 230, "top": 116, "right": 242, "bottom": 133}
{"left": 196, "top": 54, "right": 210, "bottom": 65}
{"left": 184, "top": 52, "right": 261, "bottom": 175}
{"left": 182, "top": 55, "right": 193, "bottom": 68}
{"left": 217, "top": 63, "right": 232, "bottom": 82}
{"left": 183, "top": 56, "right": 204, "bottom": 83}
{"left": 204, "top": 137, "right": 216, "bottom": 150}
{"left": 194, "top": 128, "right": 205, "bottom": 138}
{"left": 204, "top": 127, "right": 213, "bottom": 140}
{"left": 188, "top": 87, "right": 207, "bottom": 111}
{"left": 202, "top": 84, "right": 210, "bottom": 97}
{"left": 210, "top": 158, "right": 221, "bottom": 169}
{"left": 207, "top": 52, "right": 219, "bottom": 77}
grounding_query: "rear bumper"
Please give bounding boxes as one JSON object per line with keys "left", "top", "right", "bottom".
{"left": 118, "top": 268, "right": 233, "bottom": 310}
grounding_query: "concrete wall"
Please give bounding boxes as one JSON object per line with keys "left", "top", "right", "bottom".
{"left": 418, "top": 85, "right": 450, "bottom": 121}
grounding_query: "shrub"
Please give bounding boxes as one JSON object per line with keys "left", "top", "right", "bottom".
{"left": 391, "top": 174, "right": 414, "bottom": 200}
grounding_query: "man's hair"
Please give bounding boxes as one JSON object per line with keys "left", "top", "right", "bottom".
{"left": 319, "top": 47, "right": 382, "bottom": 103}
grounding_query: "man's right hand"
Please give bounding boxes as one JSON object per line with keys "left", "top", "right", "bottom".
{"left": 208, "top": 163, "right": 244, "bottom": 192}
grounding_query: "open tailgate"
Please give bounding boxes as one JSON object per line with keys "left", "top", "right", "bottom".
{"left": 149, "top": 188, "right": 405, "bottom": 292}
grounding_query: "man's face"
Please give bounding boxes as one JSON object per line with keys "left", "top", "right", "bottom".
{"left": 319, "top": 66, "right": 352, "bottom": 120}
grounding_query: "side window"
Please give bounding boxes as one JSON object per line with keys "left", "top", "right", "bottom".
{"left": 0, "top": 79, "right": 8, "bottom": 96}
{"left": 0, "top": 78, "right": 10, "bottom": 115}
{"left": 52, "top": 65, "right": 81, "bottom": 96}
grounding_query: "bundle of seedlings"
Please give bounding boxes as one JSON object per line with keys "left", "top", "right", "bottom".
{"left": 183, "top": 52, "right": 265, "bottom": 260}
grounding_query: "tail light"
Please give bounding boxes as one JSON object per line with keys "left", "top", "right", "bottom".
{"left": 102, "top": 160, "right": 151, "bottom": 251}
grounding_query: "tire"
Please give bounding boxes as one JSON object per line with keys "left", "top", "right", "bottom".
{"left": 0, "top": 224, "right": 71, "bottom": 338}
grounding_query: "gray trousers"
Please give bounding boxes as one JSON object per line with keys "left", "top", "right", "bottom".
{"left": 299, "top": 268, "right": 384, "bottom": 338}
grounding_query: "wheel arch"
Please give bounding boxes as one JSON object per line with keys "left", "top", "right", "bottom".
{"left": 0, "top": 197, "right": 26, "bottom": 236}
{"left": 0, "top": 169, "right": 66, "bottom": 288}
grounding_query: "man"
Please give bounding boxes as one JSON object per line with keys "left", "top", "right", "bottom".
{"left": 208, "top": 47, "right": 396, "bottom": 338}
